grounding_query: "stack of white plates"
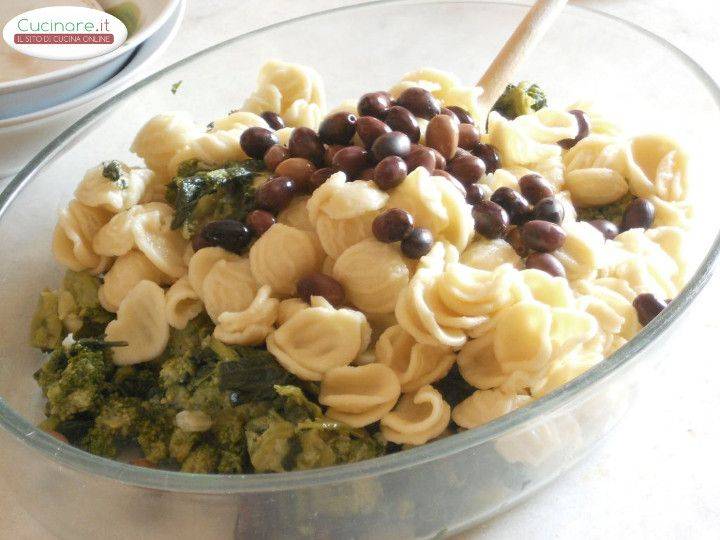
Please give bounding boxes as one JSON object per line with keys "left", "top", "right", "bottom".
{"left": 0, "top": 0, "right": 184, "bottom": 177}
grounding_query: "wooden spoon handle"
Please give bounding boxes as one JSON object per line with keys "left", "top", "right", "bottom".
{"left": 477, "top": 0, "right": 568, "bottom": 110}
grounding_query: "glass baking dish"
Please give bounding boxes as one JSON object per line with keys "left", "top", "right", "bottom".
{"left": 1, "top": 1, "right": 718, "bottom": 538}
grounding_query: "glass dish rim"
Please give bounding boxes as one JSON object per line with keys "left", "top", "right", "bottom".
{"left": 1, "top": 0, "right": 718, "bottom": 494}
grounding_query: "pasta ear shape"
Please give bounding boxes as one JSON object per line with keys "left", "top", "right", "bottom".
{"left": 461, "top": 238, "right": 521, "bottom": 271}
{"left": 376, "top": 325, "right": 455, "bottom": 393}
{"left": 319, "top": 364, "right": 401, "bottom": 427}
{"left": 332, "top": 239, "right": 410, "bottom": 314}
{"left": 266, "top": 297, "right": 371, "bottom": 381}
{"left": 625, "top": 134, "right": 688, "bottom": 202}
{"left": 277, "top": 298, "right": 309, "bottom": 325}
{"left": 386, "top": 167, "right": 473, "bottom": 251}
{"left": 105, "top": 280, "right": 170, "bottom": 365}
{"left": 74, "top": 162, "right": 153, "bottom": 213}
{"left": 307, "top": 172, "right": 389, "bottom": 258}
{"left": 99, "top": 251, "right": 171, "bottom": 313}
{"left": 130, "top": 111, "right": 202, "bottom": 177}
{"left": 390, "top": 68, "right": 484, "bottom": 122}
{"left": 214, "top": 286, "right": 279, "bottom": 345}
{"left": 165, "top": 275, "right": 204, "bottom": 330}
{"left": 241, "top": 60, "right": 327, "bottom": 129}
{"left": 249, "top": 223, "right": 322, "bottom": 295}
{"left": 380, "top": 385, "right": 450, "bottom": 445}
{"left": 554, "top": 221, "right": 605, "bottom": 281}
{"left": 452, "top": 390, "right": 531, "bottom": 429}
{"left": 92, "top": 207, "right": 139, "bottom": 257}
{"left": 52, "top": 200, "right": 111, "bottom": 274}
{"left": 565, "top": 167, "right": 628, "bottom": 208}
{"left": 131, "top": 202, "right": 189, "bottom": 279}
{"left": 201, "top": 258, "right": 258, "bottom": 322}
{"left": 187, "top": 246, "right": 242, "bottom": 294}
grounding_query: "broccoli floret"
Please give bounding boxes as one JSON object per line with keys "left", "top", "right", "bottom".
{"left": 29, "top": 271, "right": 112, "bottom": 349}
{"left": 491, "top": 82, "right": 548, "bottom": 120}
{"left": 84, "top": 424, "right": 117, "bottom": 457}
{"left": 211, "top": 407, "right": 246, "bottom": 449}
{"left": 80, "top": 396, "right": 142, "bottom": 457}
{"left": 577, "top": 192, "right": 635, "bottom": 226}
{"left": 35, "top": 343, "right": 114, "bottom": 420}
{"left": 181, "top": 444, "right": 219, "bottom": 473}
{"left": 243, "top": 386, "right": 385, "bottom": 473}
{"left": 169, "top": 428, "right": 200, "bottom": 463}
{"left": 165, "top": 160, "right": 265, "bottom": 239}
{"left": 135, "top": 401, "right": 175, "bottom": 463}
{"left": 164, "top": 314, "right": 213, "bottom": 358}
{"left": 217, "top": 450, "right": 245, "bottom": 474}
{"left": 30, "top": 291, "right": 64, "bottom": 350}
{"left": 245, "top": 413, "right": 297, "bottom": 473}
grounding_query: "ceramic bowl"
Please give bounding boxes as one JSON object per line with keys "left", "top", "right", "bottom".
{"left": 0, "top": 0, "right": 180, "bottom": 119}
{"left": 0, "top": 0, "right": 184, "bottom": 178}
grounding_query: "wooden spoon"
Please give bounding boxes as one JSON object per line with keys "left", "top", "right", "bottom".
{"left": 477, "top": 0, "right": 568, "bottom": 114}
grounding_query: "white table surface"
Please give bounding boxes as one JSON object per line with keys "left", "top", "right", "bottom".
{"left": 2, "top": 1, "right": 719, "bottom": 538}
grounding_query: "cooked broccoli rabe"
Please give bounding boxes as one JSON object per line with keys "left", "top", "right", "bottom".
{"left": 29, "top": 271, "right": 112, "bottom": 350}
{"left": 33, "top": 313, "right": 386, "bottom": 473}
{"left": 165, "top": 159, "right": 267, "bottom": 239}
{"left": 34, "top": 339, "right": 115, "bottom": 421}
{"left": 577, "top": 192, "right": 635, "bottom": 226}
{"left": 491, "top": 81, "right": 548, "bottom": 120}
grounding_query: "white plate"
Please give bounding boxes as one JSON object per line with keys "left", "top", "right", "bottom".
{"left": 0, "top": 0, "right": 185, "bottom": 178}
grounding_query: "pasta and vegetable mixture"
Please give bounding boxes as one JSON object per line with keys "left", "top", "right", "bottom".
{"left": 30, "top": 60, "right": 690, "bottom": 473}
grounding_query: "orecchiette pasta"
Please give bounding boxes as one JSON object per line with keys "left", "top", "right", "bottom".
{"left": 99, "top": 251, "right": 171, "bottom": 313}
{"left": 307, "top": 172, "right": 388, "bottom": 258}
{"left": 241, "top": 60, "right": 326, "bottom": 129}
{"left": 452, "top": 389, "right": 531, "bottom": 429}
{"left": 485, "top": 111, "right": 562, "bottom": 168}
{"left": 74, "top": 162, "right": 153, "bottom": 213}
{"left": 387, "top": 167, "right": 474, "bottom": 251}
{"left": 187, "top": 246, "right": 241, "bottom": 294}
{"left": 105, "top": 280, "right": 169, "bottom": 365}
{"left": 200, "top": 258, "right": 258, "bottom": 322}
{"left": 602, "top": 228, "right": 681, "bottom": 298}
{"left": 565, "top": 167, "right": 628, "bottom": 208}
{"left": 249, "top": 223, "right": 322, "bottom": 295}
{"left": 92, "top": 202, "right": 189, "bottom": 279}
{"left": 214, "top": 286, "right": 279, "bottom": 345}
{"left": 319, "top": 364, "right": 401, "bottom": 427}
{"left": 460, "top": 238, "right": 521, "bottom": 271}
{"left": 332, "top": 239, "right": 410, "bottom": 314}
{"left": 168, "top": 128, "right": 249, "bottom": 176}
{"left": 165, "top": 275, "right": 203, "bottom": 330}
{"left": 380, "top": 385, "right": 451, "bottom": 445}
{"left": 52, "top": 200, "right": 111, "bottom": 274}
{"left": 390, "top": 68, "right": 484, "bottom": 122}
{"left": 458, "top": 300, "right": 597, "bottom": 395}
{"left": 625, "top": 134, "right": 688, "bottom": 202}
{"left": 266, "top": 296, "right": 371, "bottom": 380}
{"left": 395, "top": 243, "right": 478, "bottom": 348}
{"left": 130, "top": 111, "right": 202, "bottom": 177}
{"left": 128, "top": 203, "right": 189, "bottom": 279}
{"left": 376, "top": 325, "right": 455, "bottom": 393}
{"left": 554, "top": 221, "right": 605, "bottom": 281}
{"left": 276, "top": 297, "right": 309, "bottom": 325}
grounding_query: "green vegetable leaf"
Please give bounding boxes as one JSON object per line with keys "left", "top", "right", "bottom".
{"left": 101, "top": 160, "right": 127, "bottom": 188}
{"left": 217, "top": 349, "right": 298, "bottom": 401}
{"left": 166, "top": 160, "right": 265, "bottom": 238}
{"left": 171, "top": 80, "right": 183, "bottom": 95}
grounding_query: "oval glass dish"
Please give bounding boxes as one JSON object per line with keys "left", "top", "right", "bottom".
{"left": 1, "top": 1, "right": 719, "bottom": 538}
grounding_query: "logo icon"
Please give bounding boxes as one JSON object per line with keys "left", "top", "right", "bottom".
{"left": 2, "top": 6, "right": 128, "bottom": 61}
